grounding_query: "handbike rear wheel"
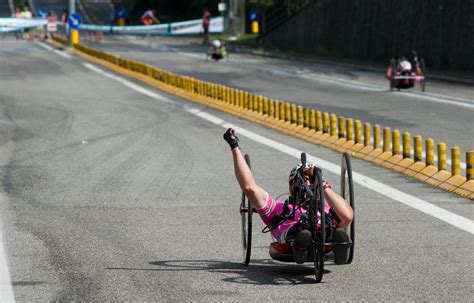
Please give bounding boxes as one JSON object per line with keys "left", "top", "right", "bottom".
{"left": 312, "top": 167, "right": 325, "bottom": 282}
{"left": 240, "top": 154, "right": 253, "bottom": 265}
{"left": 340, "top": 152, "right": 355, "bottom": 264}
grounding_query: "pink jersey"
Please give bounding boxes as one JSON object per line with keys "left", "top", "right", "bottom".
{"left": 256, "top": 192, "right": 332, "bottom": 243}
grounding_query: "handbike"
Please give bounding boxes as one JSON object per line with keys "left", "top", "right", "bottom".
{"left": 239, "top": 152, "right": 355, "bottom": 282}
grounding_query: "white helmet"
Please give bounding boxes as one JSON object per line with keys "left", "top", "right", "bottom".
{"left": 212, "top": 39, "right": 222, "bottom": 48}
{"left": 289, "top": 162, "right": 314, "bottom": 192}
{"left": 399, "top": 60, "right": 412, "bottom": 71}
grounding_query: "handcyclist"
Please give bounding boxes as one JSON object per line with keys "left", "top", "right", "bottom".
{"left": 140, "top": 9, "right": 160, "bottom": 26}
{"left": 223, "top": 128, "right": 354, "bottom": 264}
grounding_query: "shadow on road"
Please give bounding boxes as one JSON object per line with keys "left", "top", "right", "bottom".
{"left": 107, "top": 259, "right": 332, "bottom": 285}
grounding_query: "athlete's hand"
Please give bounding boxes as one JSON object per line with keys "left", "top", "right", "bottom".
{"left": 223, "top": 128, "right": 240, "bottom": 150}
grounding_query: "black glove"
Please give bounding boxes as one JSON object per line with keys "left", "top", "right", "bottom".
{"left": 223, "top": 128, "right": 240, "bottom": 150}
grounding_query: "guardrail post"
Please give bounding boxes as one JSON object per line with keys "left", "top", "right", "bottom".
{"left": 337, "top": 116, "right": 345, "bottom": 138}
{"left": 426, "top": 138, "right": 434, "bottom": 166}
{"left": 451, "top": 146, "right": 461, "bottom": 176}
{"left": 346, "top": 118, "right": 354, "bottom": 141}
{"left": 383, "top": 127, "right": 391, "bottom": 152}
{"left": 403, "top": 132, "right": 411, "bottom": 158}
{"left": 437, "top": 142, "right": 446, "bottom": 170}
{"left": 467, "top": 150, "right": 473, "bottom": 180}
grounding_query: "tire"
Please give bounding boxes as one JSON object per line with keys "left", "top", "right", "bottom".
{"left": 240, "top": 154, "right": 253, "bottom": 265}
{"left": 312, "top": 166, "right": 325, "bottom": 282}
{"left": 340, "top": 153, "right": 355, "bottom": 264}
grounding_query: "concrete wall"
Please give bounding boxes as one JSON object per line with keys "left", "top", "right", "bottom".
{"left": 262, "top": 0, "right": 474, "bottom": 69}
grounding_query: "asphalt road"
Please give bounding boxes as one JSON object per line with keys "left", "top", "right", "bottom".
{"left": 0, "top": 37, "right": 472, "bottom": 302}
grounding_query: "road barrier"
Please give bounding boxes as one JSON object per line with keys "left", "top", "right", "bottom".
{"left": 51, "top": 36, "right": 474, "bottom": 200}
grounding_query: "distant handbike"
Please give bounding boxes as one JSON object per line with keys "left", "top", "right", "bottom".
{"left": 239, "top": 152, "right": 355, "bottom": 282}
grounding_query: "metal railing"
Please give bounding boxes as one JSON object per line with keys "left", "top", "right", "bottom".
{"left": 264, "top": 0, "right": 315, "bottom": 34}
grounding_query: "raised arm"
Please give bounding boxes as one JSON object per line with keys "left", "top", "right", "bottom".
{"left": 223, "top": 128, "right": 266, "bottom": 209}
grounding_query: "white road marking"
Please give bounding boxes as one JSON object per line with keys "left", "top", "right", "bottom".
{"left": 82, "top": 63, "right": 177, "bottom": 104}
{"left": 35, "top": 41, "right": 72, "bottom": 59}
{"left": 82, "top": 61, "right": 473, "bottom": 234}
{"left": 0, "top": 196, "right": 15, "bottom": 303}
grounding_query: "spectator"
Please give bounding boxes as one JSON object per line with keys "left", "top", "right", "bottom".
{"left": 202, "top": 8, "right": 211, "bottom": 45}
{"left": 20, "top": 5, "right": 33, "bottom": 41}
{"left": 140, "top": 9, "right": 160, "bottom": 25}
{"left": 12, "top": 7, "right": 23, "bottom": 40}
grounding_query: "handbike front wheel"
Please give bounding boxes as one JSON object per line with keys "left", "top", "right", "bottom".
{"left": 341, "top": 152, "right": 355, "bottom": 264}
{"left": 312, "top": 167, "right": 325, "bottom": 282}
{"left": 240, "top": 154, "right": 253, "bottom": 265}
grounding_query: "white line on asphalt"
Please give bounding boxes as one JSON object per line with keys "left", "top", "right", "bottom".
{"left": 0, "top": 196, "right": 15, "bottom": 303}
{"left": 82, "top": 63, "right": 177, "bottom": 104}
{"left": 82, "top": 62, "right": 473, "bottom": 235}
{"left": 35, "top": 41, "right": 72, "bottom": 59}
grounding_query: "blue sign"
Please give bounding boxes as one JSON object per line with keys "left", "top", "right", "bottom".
{"left": 249, "top": 9, "right": 260, "bottom": 22}
{"left": 38, "top": 8, "right": 48, "bottom": 18}
{"left": 67, "top": 13, "right": 82, "bottom": 29}
{"left": 117, "top": 7, "right": 127, "bottom": 18}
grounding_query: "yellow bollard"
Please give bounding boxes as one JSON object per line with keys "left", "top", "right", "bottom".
{"left": 354, "top": 120, "right": 361, "bottom": 143}
{"left": 309, "top": 110, "right": 316, "bottom": 130}
{"left": 364, "top": 122, "right": 371, "bottom": 146}
{"left": 437, "top": 142, "right": 446, "bottom": 171}
{"left": 70, "top": 29, "right": 79, "bottom": 44}
{"left": 330, "top": 114, "right": 337, "bottom": 136}
{"left": 274, "top": 101, "right": 280, "bottom": 119}
{"left": 373, "top": 125, "right": 381, "bottom": 149}
{"left": 263, "top": 97, "right": 269, "bottom": 115}
{"left": 258, "top": 95, "right": 264, "bottom": 114}
{"left": 304, "top": 108, "right": 310, "bottom": 128}
{"left": 251, "top": 21, "right": 259, "bottom": 34}
{"left": 414, "top": 135, "right": 423, "bottom": 162}
{"left": 297, "top": 106, "right": 304, "bottom": 126}
{"left": 383, "top": 127, "right": 391, "bottom": 152}
{"left": 392, "top": 129, "right": 400, "bottom": 155}
{"left": 451, "top": 146, "right": 461, "bottom": 176}
{"left": 268, "top": 99, "right": 274, "bottom": 117}
{"left": 403, "top": 132, "right": 411, "bottom": 158}
{"left": 346, "top": 118, "right": 354, "bottom": 141}
{"left": 337, "top": 116, "right": 345, "bottom": 138}
{"left": 244, "top": 92, "right": 250, "bottom": 109}
{"left": 285, "top": 103, "right": 291, "bottom": 122}
{"left": 426, "top": 138, "right": 434, "bottom": 166}
{"left": 291, "top": 104, "right": 297, "bottom": 124}
{"left": 467, "top": 150, "right": 474, "bottom": 180}
{"left": 322, "top": 112, "right": 329, "bottom": 133}
{"left": 316, "top": 111, "right": 322, "bottom": 132}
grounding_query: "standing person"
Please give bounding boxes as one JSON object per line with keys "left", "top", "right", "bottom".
{"left": 109, "top": 1, "right": 116, "bottom": 26}
{"left": 12, "top": 7, "right": 23, "bottom": 40}
{"left": 140, "top": 9, "right": 160, "bottom": 25}
{"left": 223, "top": 128, "right": 354, "bottom": 264}
{"left": 61, "top": 9, "right": 69, "bottom": 38}
{"left": 20, "top": 5, "right": 33, "bottom": 41}
{"left": 202, "top": 8, "right": 211, "bottom": 45}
